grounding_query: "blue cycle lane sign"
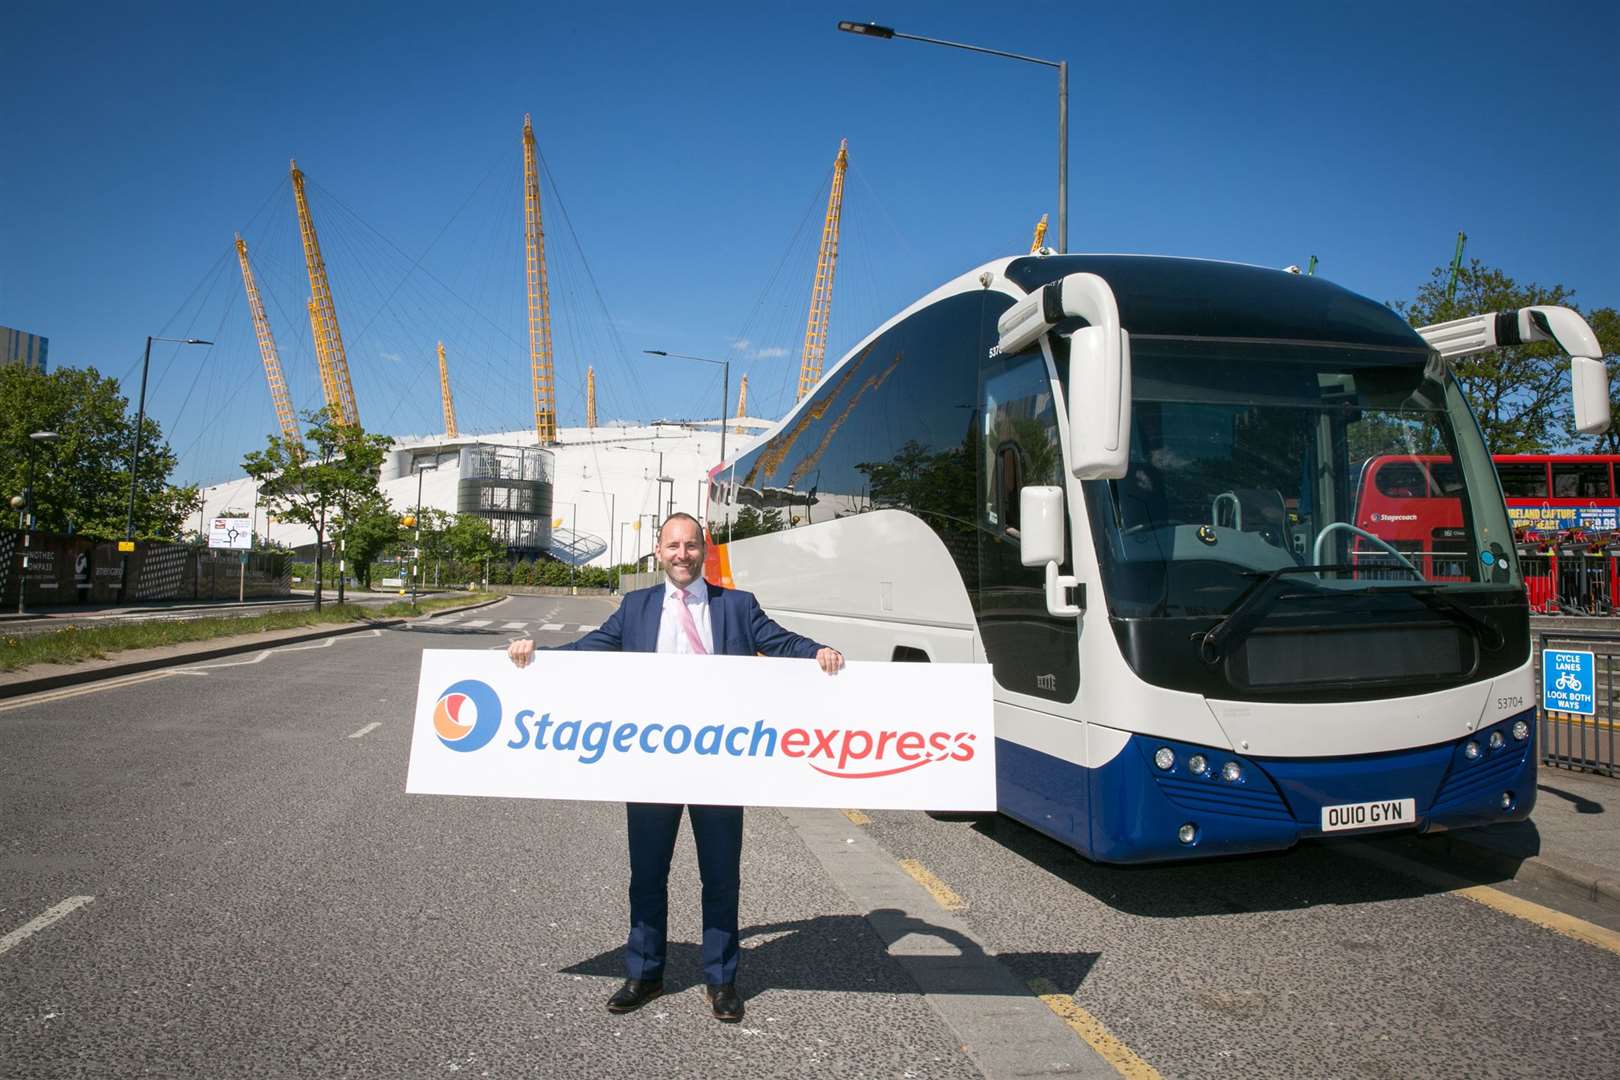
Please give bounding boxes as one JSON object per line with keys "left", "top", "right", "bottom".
{"left": 1542, "top": 649, "right": 1596, "bottom": 715}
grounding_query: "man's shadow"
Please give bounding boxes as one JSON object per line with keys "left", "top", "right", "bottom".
{"left": 561, "top": 909, "right": 1097, "bottom": 1000}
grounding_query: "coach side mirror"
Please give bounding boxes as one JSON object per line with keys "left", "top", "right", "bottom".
{"left": 1572, "top": 355, "right": 1610, "bottom": 436}
{"left": 1020, "top": 486, "right": 1082, "bottom": 616}
{"left": 995, "top": 272, "right": 1132, "bottom": 480}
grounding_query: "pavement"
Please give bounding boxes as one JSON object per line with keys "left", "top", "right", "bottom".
{"left": 1380, "top": 767, "right": 1620, "bottom": 913}
{"left": 3, "top": 591, "right": 1620, "bottom": 1078}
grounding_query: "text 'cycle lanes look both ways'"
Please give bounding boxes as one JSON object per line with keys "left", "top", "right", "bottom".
{"left": 405, "top": 650, "right": 996, "bottom": 811}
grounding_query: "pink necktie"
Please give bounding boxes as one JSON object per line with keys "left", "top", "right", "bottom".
{"left": 675, "top": 588, "right": 709, "bottom": 655}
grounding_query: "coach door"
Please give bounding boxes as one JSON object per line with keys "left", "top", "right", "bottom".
{"left": 975, "top": 346, "right": 1079, "bottom": 703}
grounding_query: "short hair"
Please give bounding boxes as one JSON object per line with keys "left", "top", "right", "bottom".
{"left": 657, "top": 512, "right": 704, "bottom": 546}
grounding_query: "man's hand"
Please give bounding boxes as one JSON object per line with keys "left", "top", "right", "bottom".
{"left": 816, "top": 647, "right": 844, "bottom": 675}
{"left": 508, "top": 637, "right": 536, "bottom": 669}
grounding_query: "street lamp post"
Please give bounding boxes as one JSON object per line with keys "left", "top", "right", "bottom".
{"left": 125, "top": 336, "right": 212, "bottom": 540}
{"left": 838, "top": 20, "right": 1068, "bottom": 252}
{"left": 644, "top": 350, "right": 730, "bottom": 466}
{"left": 121, "top": 335, "right": 211, "bottom": 605}
{"left": 16, "top": 431, "right": 60, "bottom": 616}
{"left": 411, "top": 460, "right": 439, "bottom": 610}
{"left": 581, "top": 487, "right": 616, "bottom": 574}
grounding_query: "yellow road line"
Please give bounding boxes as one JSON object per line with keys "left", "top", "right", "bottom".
{"left": 1027, "top": 978, "right": 1163, "bottom": 1080}
{"left": 0, "top": 670, "right": 176, "bottom": 714}
{"left": 1453, "top": 884, "right": 1620, "bottom": 957}
{"left": 842, "top": 808, "right": 872, "bottom": 826}
{"left": 897, "top": 858, "right": 966, "bottom": 912}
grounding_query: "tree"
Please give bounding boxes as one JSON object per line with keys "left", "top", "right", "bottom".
{"left": 243, "top": 408, "right": 392, "bottom": 608}
{"left": 0, "top": 363, "right": 200, "bottom": 538}
{"left": 442, "top": 513, "right": 504, "bottom": 574}
{"left": 1396, "top": 260, "right": 1616, "bottom": 453}
{"left": 335, "top": 494, "right": 403, "bottom": 589}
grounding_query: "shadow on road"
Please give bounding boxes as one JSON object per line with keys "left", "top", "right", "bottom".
{"left": 385, "top": 623, "right": 503, "bottom": 637}
{"left": 561, "top": 911, "right": 1098, "bottom": 998}
{"left": 1539, "top": 783, "right": 1604, "bottom": 814}
{"left": 957, "top": 813, "right": 1520, "bottom": 919}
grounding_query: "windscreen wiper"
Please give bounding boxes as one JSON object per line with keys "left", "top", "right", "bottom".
{"left": 1199, "top": 564, "right": 1358, "bottom": 665}
{"left": 1372, "top": 583, "right": 1506, "bottom": 651}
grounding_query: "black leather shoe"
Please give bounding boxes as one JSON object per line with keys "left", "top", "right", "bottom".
{"left": 605, "top": 978, "right": 664, "bottom": 1013}
{"left": 705, "top": 982, "right": 743, "bottom": 1023}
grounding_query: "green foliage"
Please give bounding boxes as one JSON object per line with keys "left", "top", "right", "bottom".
{"left": 442, "top": 514, "right": 505, "bottom": 566}
{"left": 0, "top": 363, "right": 199, "bottom": 538}
{"left": 857, "top": 438, "right": 976, "bottom": 533}
{"left": 1396, "top": 260, "right": 1616, "bottom": 453}
{"left": 333, "top": 494, "right": 400, "bottom": 588}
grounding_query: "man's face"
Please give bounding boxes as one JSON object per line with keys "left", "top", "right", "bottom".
{"left": 657, "top": 518, "right": 705, "bottom": 589}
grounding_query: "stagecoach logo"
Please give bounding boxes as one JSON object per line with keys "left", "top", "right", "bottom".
{"left": 1371, "top": 512, "right": 1418, "bottom": 522}
{"left": 1036, "top": 673, "right": 1057, "bottom": 691}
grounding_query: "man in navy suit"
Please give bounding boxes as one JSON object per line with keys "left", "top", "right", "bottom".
{"left": 508, "top": 512, "right": 842, "bottom": 1023}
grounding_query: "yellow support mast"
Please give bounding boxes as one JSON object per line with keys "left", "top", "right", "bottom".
{"left": 522, "top": 115, "right": 558, "bottom": 444}
{"left": 736, "top": 374, "right": 748, "bottom": 419}
{"left": 290, "top": 159, "right": 360, "bottom": 426}
{"left": 586, "top": 366, "right": 597, "bottom": 429}
{"left": 796, "top": 139, "right": 849, "bottom": 402}
{"left": 1030, "top": 214, "right": 1049, "bottom": 253}
{"left": 234, "top": 234, "right": 301, "bottom": 448}
{"left": 437, "top": 341, "right": 459, "bottom": 438}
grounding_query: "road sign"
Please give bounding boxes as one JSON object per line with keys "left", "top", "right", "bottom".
{"left": 208, "top": 517, "right": 252, "bottom": 550}
{"left": 1542, "top": 649, "right": 1596, "bottom": 716}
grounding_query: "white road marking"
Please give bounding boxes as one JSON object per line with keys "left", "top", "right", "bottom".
{"left": 577, "top": 625, "right": 598, "bottom": 633}
{"left": 348, "top": 722, "right": 382, "bottom": 739}
{"left": 0, "top": 896, "right": 95, "bottom": 958}
{"left": 461, "top": 619, "right": 492, "bottom": 628}
{"left": 0, "top": 671, "right": 176, "bottom": 714}
{"left": 499, "top": 621, "right": 528, "bottom": 630}
{"left": 539, "top": 623, "right": 564, "bottom": 631}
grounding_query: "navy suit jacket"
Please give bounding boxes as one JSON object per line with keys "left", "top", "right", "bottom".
{"left": 553, "top": 582, "right": 825, "bottom": 659}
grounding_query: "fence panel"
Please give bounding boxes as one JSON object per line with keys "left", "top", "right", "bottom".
{"left": 1534, "top": 627, "right": 1620, "bottom": 777}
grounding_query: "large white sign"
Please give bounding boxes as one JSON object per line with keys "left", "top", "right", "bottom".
{"left": 405, "top": 650, "right": 996, "bottom": 811}
{"left": 208, "top": 517, "right": 252, "bottom": 550}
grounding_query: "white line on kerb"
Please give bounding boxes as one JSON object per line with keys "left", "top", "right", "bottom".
{"left": 348, "top": 722, "right": 382, "bottom": 739}
{"left": 0, "top": 896, "right": 95, "bottom": 958}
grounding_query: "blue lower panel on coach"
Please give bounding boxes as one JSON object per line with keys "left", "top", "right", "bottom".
{"left": 994, "top": 710, "right": 1537, "bottom": 865}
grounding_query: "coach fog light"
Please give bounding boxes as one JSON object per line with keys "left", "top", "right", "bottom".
{"left": 1221, "top": 761, "right": 1242, "bottom": 783}
{"left": 1512, "top": 720, "right": 1530, "bottom": 741}
{"left": 1464, "top": 740, "right": 1481, "bottom": 760}
{"left": 1178, "top": 823, "right": 1198, "bottom": 845}
{"left": 1188, "top": 754, "right": 1209, "bottom": 776}
{"left": 1488, "top": 731, "right": 1505, "bottom": 750}
{"left": 1154, "top": 747, "right": 1175, "bottom": 771}
{"left": 1501, "top": 792, "right": 1514, "bottom": 810}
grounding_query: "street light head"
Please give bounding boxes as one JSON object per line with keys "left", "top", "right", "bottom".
{"left": 29, "top": 431, "right": 60, "bottom": 442}
{"left": 838, "top": 20, "right": 895, "bottom": 38}
{"left": 185, "top": 338, "right": 214, "bottom": 346}
{"left": 643, "top": 349, "right": 669, "bottom": 357}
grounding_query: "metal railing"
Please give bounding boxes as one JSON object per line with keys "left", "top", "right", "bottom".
{"left": 1533, "top": 626, "right": 1620, "bottom": 777}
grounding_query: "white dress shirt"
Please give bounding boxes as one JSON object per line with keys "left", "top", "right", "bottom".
{"left": 657, "top": 576, "right": 714, "bottom": 655}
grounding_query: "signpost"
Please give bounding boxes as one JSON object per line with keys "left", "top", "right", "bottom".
{"left": 1542, "top": 648, "right": 1596, "bottom": 716}
{"left": 208, "top": 517, "right": 252, "bottom": 603}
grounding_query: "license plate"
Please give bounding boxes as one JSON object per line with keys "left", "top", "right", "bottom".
{"left": 1320, "top": 797, "right": 1416, "bottom": 833}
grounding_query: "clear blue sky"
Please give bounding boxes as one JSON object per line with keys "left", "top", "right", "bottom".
{"left": 4, "top": 1, "right": 1616, "bottom": 487}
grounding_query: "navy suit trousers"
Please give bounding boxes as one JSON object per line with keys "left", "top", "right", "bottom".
{"left": 624, "top": 802, "right": 744, "bottom": 986}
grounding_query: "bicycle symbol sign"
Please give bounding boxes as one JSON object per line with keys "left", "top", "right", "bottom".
{"left": 1542, "top": 649, "right": 1595, "bottom": 716}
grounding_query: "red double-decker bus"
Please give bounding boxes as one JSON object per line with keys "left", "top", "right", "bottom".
{"left": 1354, "top": 453, "right": 1620, "bottom": 608}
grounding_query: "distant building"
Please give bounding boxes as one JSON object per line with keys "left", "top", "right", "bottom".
{"left": 0, "top": 326, "right": 49, "bottom": 372}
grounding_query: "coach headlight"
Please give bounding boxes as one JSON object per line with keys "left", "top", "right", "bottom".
{"left": 1178, "top": 823, "right": 1198, "bottom": 845}
{"left": 1221, "top": 761, "right": 1242, "bottom": 783}
{"left": 1464, "top": 740, "right": 1481, "bottom": 760}
{"left": 1488, "top": 731, "right": 1505, "bottom": 750}
{"left": 1512, "top": 720, "right": 1530, "bottom": 741}
{"left": 1154, "top": 747, "right": 1175, "bottom": 771}
{"left": 1188, "top": 754, "right": 1209, "bottom": 776}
